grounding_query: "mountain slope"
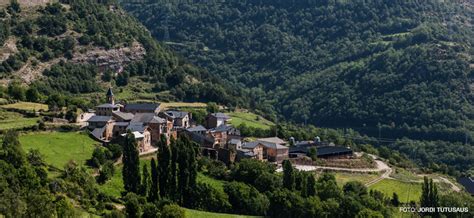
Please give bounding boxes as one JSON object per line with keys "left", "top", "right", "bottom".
{"left": 122, "top": 0, "right": 474, "bottom": 141}
{"left": 0, "top": 0, "right": 243, "bottom": 105}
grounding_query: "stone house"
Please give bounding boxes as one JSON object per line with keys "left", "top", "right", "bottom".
{"left": 163, "top": 111, "right": 191, "bottom": 129}
{"left": 123, "top": 103, "right": 161, "bottom": 114}
{"left": 86, "top": 88, "right": 177, "bottom": 153}
{"left": 205, "top": 113, "right": 231, "bottom": 129}
{"left": 241, "top": 137, "right": 289, "bottom": 163}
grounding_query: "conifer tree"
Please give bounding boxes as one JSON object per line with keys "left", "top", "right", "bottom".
{"left": 282, "top": 160, "right": 295, "bottom": 190}
{"left": 170, "top": 138, "right": 179, "bottom": 200}
{"left": 391, "top": 193, "right": 400, "bottom": 206}
{"left": 177, "top": 139, "right": 187, "bottom": 204}
{"left": 420, "top": 176, "right": 439, "bottom": 217}
{"left": 122, "top": 132, "right": 141, "bottom": 193}
{"left": 157, "top": 135, "right": 171, "bottom": 198}
{"left": 149, "top": 158, "right": 160, "bottom": 202}
{"left": 306, "top": 174, "right": 317, "bottom": 197}
{"left": 421, "top": 176, "right": 431, "bottom": 207}
{"left": 140, "top": 163, "right": 150, "bottom": 197}
{"left": 187, "top": 138, "right": 198, "bottom": 190}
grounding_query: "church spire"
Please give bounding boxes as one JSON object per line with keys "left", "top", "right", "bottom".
{"left": 106, "top": 87, "right": 114, "bottom": 105}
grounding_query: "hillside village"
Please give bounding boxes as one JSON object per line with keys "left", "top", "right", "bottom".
{"left": 1, "top": 0, "right": 473, "bottom": 217}
{"left": 85, "top": 88, "right": 355, "bottom": 165}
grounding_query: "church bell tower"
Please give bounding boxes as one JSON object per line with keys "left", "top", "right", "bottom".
{"left": 106, "top": 87, "right": 114, "bottom": 105}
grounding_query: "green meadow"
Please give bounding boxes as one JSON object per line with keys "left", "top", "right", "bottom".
{"left": 0, "top": 102, "right": 49, "bottom": 111}
{"left": 333, "top": 172, "right": 380, "bottom": 187}
{"left": 0, "top": 109, "right": 40, "bottom": 131}
{"left": 19, "top": 131, "right": 98, "bottom": 169}
{"left": 228, "top": 112, "right": 274, "bottom": 130}
{"left": 370, "top": 179, "right": 422, "bottom": 203}
{"left": 184, "top": 208, "right": 262, "bottom": 218}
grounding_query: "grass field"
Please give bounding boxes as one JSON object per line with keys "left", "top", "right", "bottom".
{"left": 333, "top": 172, "right": 380, "bottom": 187}
{"left": 370, "top": 179, "right": 422, "bottom": 203}
{"left": 19, "top": 131, "right": 98, "bottom": 169}
{"left": 184, "top": 208, "right": 261, "bottom": 218}
{"left": 0, "top": 101, "right": 49, "bottom": 111}
{"left": 99, "top": 159, "right": 152, "bottom": 197}
{"left": 161, "top": 102, "right": 207, "bottom": 109}
{"left": 390, "top": 168, "right": 421, "bottom": 182}
{"left": 99, "top": 163, "right": 125, "bottom": 197}
{"left": 228, "top": 112, "right": 274, "bottom": 130}
{"left": 0, "top": 109, "right": 40, "bottom": 130}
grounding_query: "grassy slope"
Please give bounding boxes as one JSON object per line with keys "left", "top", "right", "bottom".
{"left": 99, "top": 163, "right": 125, "bottom": 197}
{"left": 333, "top": 172, "right": 380, "bottom": 187}
{"left": 112, "top": 78, "right": 156, "bottom": 101}
{"left": 0, "top": 102, "right": 49, "bottom": 111}
{"left": 0, "top": 109, "right": 40, "bottom": 130}
{"left": 161, "top": 102, "right": 207, "bottom": 109}
{"left": 99, "top": 159, "right": 152, "bottom": 197}
{"left": 19, "top": 131, "right": 98, "bottom": 168}
{"left": 228, "top": 112, "right": 274, "bottom": 130}
{"left": 370, "top": 179, "right": 422, "bottom": 203}
{"left": 184, "top": 208, "right": 261, "bottom": 218}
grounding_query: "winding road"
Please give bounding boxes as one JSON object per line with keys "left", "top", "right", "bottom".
{"left": 277, "top": 153, "right": 392, "bottom": 187}
{"left": 280, "top": 153, "right": 461, "bottom": 192}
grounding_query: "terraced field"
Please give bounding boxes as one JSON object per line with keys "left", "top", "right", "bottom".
{"left": 0, "top": 101, "right": 48, "bottom": 111}
{"left": 333, "top": 172, "right": 380, "bottom": 187}
{"left": 370, "top": 179, "right": 422, "bottom": 203}
{"left": 0, "top": 109, "right": 40, "bottom": 130}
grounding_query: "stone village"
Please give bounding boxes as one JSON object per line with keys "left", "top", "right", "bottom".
{"left": 85, "top": 88, "right": 354, "bottom": 165}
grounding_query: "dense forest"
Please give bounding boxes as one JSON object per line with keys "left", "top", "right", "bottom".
{"left": 122, "top": 0, "right": 474, "bottom": 140}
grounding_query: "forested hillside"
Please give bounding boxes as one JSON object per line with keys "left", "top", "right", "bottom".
{"left": 0, "top": 0, "right": 245, "bottom": 105}
{"left": 122, "top": 0, "right": 474, "bottom": 141}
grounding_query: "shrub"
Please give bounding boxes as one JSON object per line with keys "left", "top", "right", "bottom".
{"left": 189, "top": 182, "right": 231, "bottom": 213}
{"left": 161, "top": 204, "right": 185, "bottom": 218}
{"left": 223, "top": 181, "right": 269, "bottom": 215}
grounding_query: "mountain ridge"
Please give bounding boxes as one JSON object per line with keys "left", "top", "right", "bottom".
{"left": 122, "top": 0, "right": 473, "bottom": 141}
{"left": 0, "top": 0, "right": 244, "bottom": 106}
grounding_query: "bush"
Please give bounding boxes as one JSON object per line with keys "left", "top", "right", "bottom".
{"left": 189, "top": 182, "right": 231, "bottom": 213}
{"left": 161, "top": 204, "right": 185, "bottom": 218}
{"left": 89, "top": 147, "right": 112, "bottom": 167}
{"left": 223, "top": 181, "right": 269, "bottom": 215}
{"left": 230, "top": 159, "right": 275, "bottom": 186}
{"left": 124, "top": 193, "right": 141, "bottom": 218}
{"left": 107, "top": 143, "right": 122, "bottom": 160}
{"left": 142, "top": 203, "right": 159, "bottom": 218}
{"left": 97, "top": 161, "right": 115, "bottom": 184}
{"left": 198, "top": 157, "right": 228, "bottom": 180}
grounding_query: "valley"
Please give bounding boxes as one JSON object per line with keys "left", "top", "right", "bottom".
{"left": 0, "top": 0, "right": 473, "bottom": 217}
